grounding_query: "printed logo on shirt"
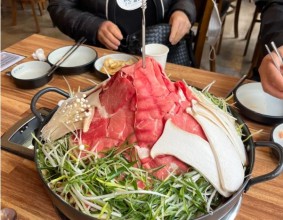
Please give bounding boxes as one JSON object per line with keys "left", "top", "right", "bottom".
{"left": 116, "top": 0, "right": 142, "bottom": 10}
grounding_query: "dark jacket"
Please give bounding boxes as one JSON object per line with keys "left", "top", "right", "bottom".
{"left": 48, "top": 0, "right": 196, "bottom": 46}
{"left": 259, "top": 0, "right": 283, "bottom": 56}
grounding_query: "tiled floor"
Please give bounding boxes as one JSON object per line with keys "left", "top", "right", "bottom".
{"left": 1, "top": 0, "right": 260, "bottom": 78}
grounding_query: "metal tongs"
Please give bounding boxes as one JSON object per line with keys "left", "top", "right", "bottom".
{"left": 265, "top": 41, "right": 283, "bottom": 75}
{"left": 141, "top": 0, "right": 147, "bottom": 68}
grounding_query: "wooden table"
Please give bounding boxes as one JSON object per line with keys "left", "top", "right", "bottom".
{"left": 1, "top": 34, "right": 282, "bottom": 220}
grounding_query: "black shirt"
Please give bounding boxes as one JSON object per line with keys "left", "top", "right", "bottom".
{"left": 114, "top": 0, "right": 157, "bottom": 36}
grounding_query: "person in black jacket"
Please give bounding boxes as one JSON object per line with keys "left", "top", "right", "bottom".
{"left": 258, "top": 0, "right": 283, "bottom": 99}
{"left": 48, "top": 0, "right": 196, "bottom": 51}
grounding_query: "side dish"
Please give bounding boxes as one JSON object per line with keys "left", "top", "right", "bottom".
{"left": 100, "top": 58, "right": 136, "bottom": 75}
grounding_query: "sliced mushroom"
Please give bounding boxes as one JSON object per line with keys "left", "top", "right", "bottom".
{"left": 150, "top": 119, "right": 231, "bottom": 197}
{"left": 187, "top": 104, "right": 244, "bottom": 193}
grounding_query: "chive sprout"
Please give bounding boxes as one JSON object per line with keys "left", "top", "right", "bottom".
{"left": 37, "top": 137, "right": 223, "bottom": 219}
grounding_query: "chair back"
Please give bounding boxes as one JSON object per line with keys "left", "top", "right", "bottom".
{"left": 193, "top": 0, "right": 214, "bottom": 68}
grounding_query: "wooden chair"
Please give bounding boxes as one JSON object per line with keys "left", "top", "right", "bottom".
{"left": 243, "top": 0, "right": 267, "bottom": 78}
{"left": 216, "top": 0, "right": 242, "bottom": 54}
{"left": 194, "top": 0, "right": 229, "bottom": 72}
{"left": 230, "top": 0, "right": 242, "bottom": 38}
{"left": 11, "top": 0, "right": 47, "bottom": 33}
{"left": 193, "top": 0, "right": 214, "bottom": 70}
{"left": 243, "top": 0, "right": 267, "bottom": 56}
{"left": 243, "top": 6, "right": 261, "bottom": 56}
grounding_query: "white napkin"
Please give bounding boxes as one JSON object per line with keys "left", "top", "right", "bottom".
{"left": 32, "top": 48, "right": 46, "bottom": 61}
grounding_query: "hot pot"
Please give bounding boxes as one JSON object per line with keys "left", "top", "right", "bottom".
{"left": 31, "top": 87, "right": 283, "bottom": 220}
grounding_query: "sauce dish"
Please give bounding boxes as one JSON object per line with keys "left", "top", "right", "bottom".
{"left": 11, "top": 61, "right": 52, "bottom": 89}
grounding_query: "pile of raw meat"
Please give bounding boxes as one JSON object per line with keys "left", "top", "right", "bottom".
{"left": 41, "top": 57, "right": 246, "bottom": 197}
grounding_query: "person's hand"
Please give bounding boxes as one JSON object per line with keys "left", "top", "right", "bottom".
{"left": 97, "top": 21, "right": 123, "bottom": 50}
{"left": 169, "top": 11, "right": 191, "bottom": 45}
{"left": 258, "top": 46, "right": 283, "bottom": 99}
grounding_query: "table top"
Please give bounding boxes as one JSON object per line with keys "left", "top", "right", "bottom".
{"left": 1, "top": 34, "right": 282, "bottom": 220}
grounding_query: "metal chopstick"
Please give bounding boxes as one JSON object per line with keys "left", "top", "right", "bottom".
{"left": 47, "top": 37, "right": 87, "bottom": 77}
{"left": 225, "top": 74, "right": 248, "bottom": 99}
{"left": 265, "top": 44, "right": 281, "bottom": 72}
{"left": 271, "top": 41, "right": 283, "bottom": 64}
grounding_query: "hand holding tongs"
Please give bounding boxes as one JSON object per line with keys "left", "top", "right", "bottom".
{"left": 265, "top": 41, "right": 283, "bottom": 75}
{"left": 141, "top": 0, "right": 147, "bottom": 68}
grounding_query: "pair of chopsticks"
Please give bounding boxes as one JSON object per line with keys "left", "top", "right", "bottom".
{"left": 47, "top": 37, "right": 87, "bottom": 76}
{"left": 265, "top": 41, "right": 283, "bottom": 74}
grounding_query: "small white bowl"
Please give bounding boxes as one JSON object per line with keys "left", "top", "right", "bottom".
{"left": 11, "top": 61, "right": 52, "bottom": 89}
{"left": 47, "top": 45, "right": 97, "bottom": 74}
{"left": 94, "top": 53, "right": 139, "bottom": 79}
{"left": 11, "top": 61, "right": 51, "bottom": 80}
{"left": 271, "top": 123, "right": 283, "bottom": 147}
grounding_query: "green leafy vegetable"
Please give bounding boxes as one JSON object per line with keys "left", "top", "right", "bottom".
{"left": 36, "top": 136, "right": 223, "bottom": 219}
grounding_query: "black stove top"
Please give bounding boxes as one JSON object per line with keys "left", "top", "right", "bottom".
{"left": 1, "top": 108, "right": 51, "bottom": 160}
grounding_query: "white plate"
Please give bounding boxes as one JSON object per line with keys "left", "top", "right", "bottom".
{"left": 235, "top": 82, "right": 283, "bottom": 124}
{"left": 94, "top": 53, "right": 138, "bottom": 79}
{"left": 235, "top": 82, "right": 283, "bottom": 117}
{"left": 47, "top": 45, "right": 97, "bottom": 68}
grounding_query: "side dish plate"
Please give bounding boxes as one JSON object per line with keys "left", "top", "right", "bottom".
{"left": 94, "top": 53, "right": 139, "bottom": 80}
{"left": 235, "top": 82, "right": 283, "bottom": 125}
{"left": 47, "top": 45, "right": 97, "bottom": 75}
{"left": 271, "top": 123, "right": 283, "bottom": 159}
{"left": 271, "top": 123, "right": 283, "bottom": 146}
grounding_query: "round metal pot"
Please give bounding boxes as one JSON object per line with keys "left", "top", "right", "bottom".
{"left": 31, "top": 87, "right": 283, "bottom": 220}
